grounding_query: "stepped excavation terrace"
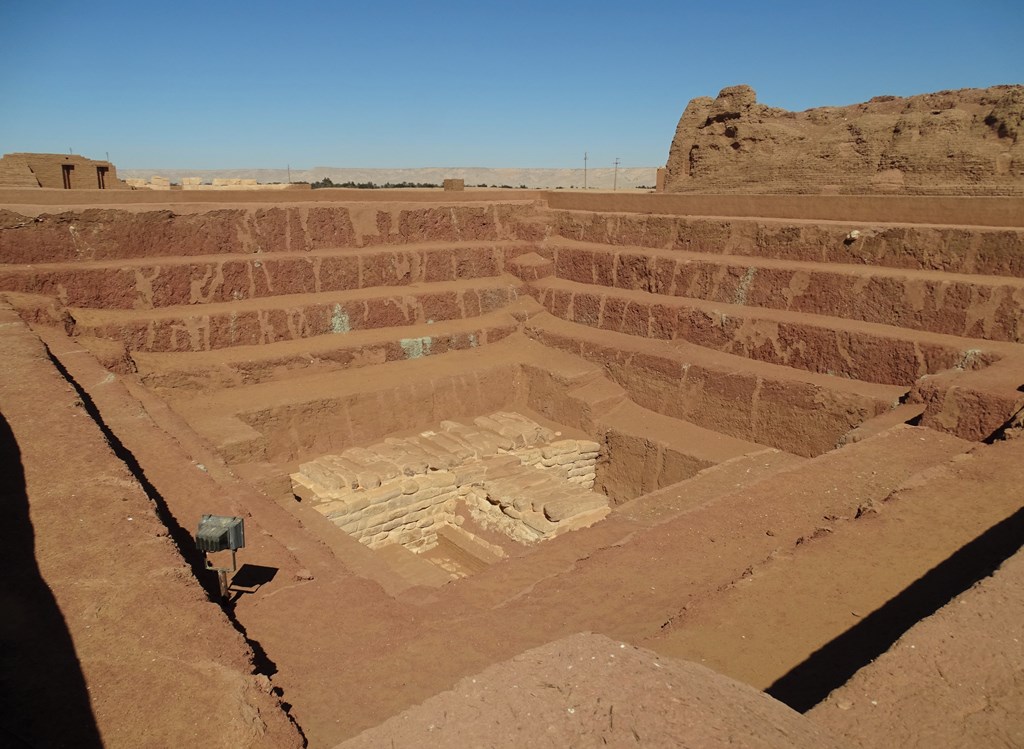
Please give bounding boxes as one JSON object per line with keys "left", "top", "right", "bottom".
{"left": 1, "top": 187, "right": 1022, "bottom": 748}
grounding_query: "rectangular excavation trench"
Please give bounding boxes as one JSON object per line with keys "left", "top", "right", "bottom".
{"left": 157, "top": 338, "right": 931, "bottom": 584}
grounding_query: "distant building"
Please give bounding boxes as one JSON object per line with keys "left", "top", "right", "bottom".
{"left": 0, "top": 152, "right": 129, "bottom": 189}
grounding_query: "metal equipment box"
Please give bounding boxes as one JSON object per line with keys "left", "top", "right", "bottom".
{"left": 196, "top": 515, "right": 245, "bottom": 553}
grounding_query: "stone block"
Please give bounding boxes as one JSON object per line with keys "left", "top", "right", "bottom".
{"left": 520, "top": 511, "right": 559, "bottom": 534}
{"left": 407, "top": 436, "right": 459, "bottom": 468}
{"left": 541, "top": 440, "right": 578, "bottom": 459}
{"left": 542, "top": 452, "right": 578, "bottom": 467}
{"left": 453, "top": 460, "right": 487, "bottom": 486}
{"left": 369, "top": 442, "right": 428, "bottom": 475}
{"left": 364, "top": 483, "right": 403, "bottom": 506}
{"left": 543, "top": 495, "right": 607, "bottom": 523}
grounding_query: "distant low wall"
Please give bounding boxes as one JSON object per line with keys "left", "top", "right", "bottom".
{"left": 544, "top": 193, "right": 1024, "bottom": 228}
{"left": 1, "top": 188, "right": 1022, "bottom": 227}
{"left": 0, "top": 187, "right": 545, "bottom": 206}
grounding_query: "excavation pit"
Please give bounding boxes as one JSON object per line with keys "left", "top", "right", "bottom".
{"left": 3, "top": 191, "right": 1023, "bottom": 748}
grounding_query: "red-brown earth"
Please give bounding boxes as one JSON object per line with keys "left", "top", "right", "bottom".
{"left": 0, "top": 189, "right": 1021, "bottom": 748}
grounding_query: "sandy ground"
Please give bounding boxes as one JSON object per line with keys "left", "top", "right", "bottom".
{"left": 0, "top": 192, "right": 1022, "bottom": 747}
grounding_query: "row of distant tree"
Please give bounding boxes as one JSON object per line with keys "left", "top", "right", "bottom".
{"left": 308, "top": 177, "right": 654, "bottom": 190}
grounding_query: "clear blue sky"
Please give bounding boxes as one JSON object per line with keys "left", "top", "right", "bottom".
{"left": 1, "top": 0, "right": 1021, "bottom": 170}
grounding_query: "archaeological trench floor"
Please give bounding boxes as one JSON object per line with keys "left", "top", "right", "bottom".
{"left": 0, "top": 193, "right": 1022, "bottom": 748}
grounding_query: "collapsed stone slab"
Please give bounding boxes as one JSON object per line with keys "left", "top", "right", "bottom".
{"left": 291, "top": 412, "right": 608, "bottom": 558}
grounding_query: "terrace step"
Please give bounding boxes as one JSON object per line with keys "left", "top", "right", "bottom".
{"left": 68, "top": 274, "right": 525, "bottom": 352}
{"left": 617, "top": 449, "right": 807, "bottom": 524}
{"left": 531, "top": 275, "right": 1010, "bottom": 385}
{"left": 132, "top": 303, "right": 530, "bottom": 393}
{"left": 526, "top": 311, "right": 906, "bottom": 457}
{"left": 0, "top": 240, "right": 525, "bottom": 309}
{"left": 441, "top": 425, "right": 975, "bottom": 630}
{"left": 643, "top": 437, "right": 1023, "bottom": 704}
{"left": 547, "top": 209, "right": 1024, "bottom": 278}
{"left": 168, "top": 333, "right": 549, "bottom": 464}
{"left": 545, "top": 239, "right": 1024, "bottom": 343}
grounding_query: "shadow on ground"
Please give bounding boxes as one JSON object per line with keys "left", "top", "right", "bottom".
{"left": 0, "top": 411, "right": 102, "bottom": 748}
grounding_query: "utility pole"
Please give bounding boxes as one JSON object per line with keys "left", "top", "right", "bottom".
{"left": 613, "top": 157, "right": 620, "bottom": 191}
{"left": 287, "top": 164, "right": 291, "bottom": 184}
{"left": 584, "top": 152, "right": 588, "bottom": 190}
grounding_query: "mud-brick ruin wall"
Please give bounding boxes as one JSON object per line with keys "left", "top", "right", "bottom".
{"left": 664, "top": 85, "right": 1024, "bottom": 195}
{"left": 0, "top": 152, "right": 129, "bottom": 190}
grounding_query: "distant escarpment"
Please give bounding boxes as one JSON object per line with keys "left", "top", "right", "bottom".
{"left": 664, "top": 84, "right": 1024, "bottom": 195}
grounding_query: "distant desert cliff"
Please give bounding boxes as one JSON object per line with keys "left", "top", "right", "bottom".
{"left": 664, "top": 84, "right": 1024, "bottom": 194}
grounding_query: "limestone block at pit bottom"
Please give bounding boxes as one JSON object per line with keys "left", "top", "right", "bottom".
{"left": 315, "top": 496, "right": 371, "bottom": 519}
{"left": 417, "top": 470, "right": 457, "bottom": 491}
{"left": 383, "top": 437, "right": 446, "bottom": 470}
{"left": 541, "top": 452, "right": 580, "bottom": 468}
{"left": 422, "top": 429, "right": 479, "bottom": 460}
{"left": 542, "top": 495, "right": 609, "bottom": 523}
{"left": 472, "top": 415, "right": 542, "bottom": 449}
{"left": 481, "top": 455, "right": 527, "bottom": 482}
{"left": 453, "top": 460, "right": 487, "bottom": 486}
{"left": 321, "top": 455, "right": 369, "bottom": 488}
{"left": 541, "top": 440, "right": 579, "bottom": 459}
{"left": 341, "top": 451, "right": 402, "bottom": 484}
{"left": 550, "top": 506, "right": 610, "bottom": 536}
{"left": 511, "top": 447, "right": 543, "bottom": 466}
{"left": 294, "top": 461, "right": 345, "bottom": 492}
{"left": 290, "top": 474, "right": 325, "bottom": 503}
{"left": 568, "top": 464, "right": 596, "bottom": 479}
{"left": 489, "top": 412, "right": 556, "bottom": 446}
{"left": 364, "top": 490, "right": 454, "bottom": 533}
{"left": 411, "top": 435, "right": 464, "bottom": 467}
{"left": 441, "top": 422, "right": 513, "bottom": 454}
{"left": 520, "top": 511, "right": 559, "bottom": 536}
{"left": 367, "top": 442, "right": 428, "bottom": 476}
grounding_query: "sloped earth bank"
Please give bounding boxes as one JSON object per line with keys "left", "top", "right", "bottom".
{"left": 0, "top": 305, "right": 302, "bottom": 748}
{"left": 0, "top": 193, "right": 1022, "bottom": 748}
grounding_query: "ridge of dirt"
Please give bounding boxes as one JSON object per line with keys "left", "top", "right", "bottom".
{"left": 337, "top": 633, "right": 850, "bottom": 749}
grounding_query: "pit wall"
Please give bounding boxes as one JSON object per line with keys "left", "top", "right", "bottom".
{"left": 530, "top": 281, "right": 995, "bottom": 386}
{"left": 545, "top": 243, "right": 1024, "bottom": 343}
{"left": 69, "top": 282, "right": 522, "bottom": 353}
{"left": 525, "top": 324, "right": 896, "bottom": 458}
{"left": 0, "top": 244, "right": 514, "bottom": 309}
{"left": 0, "top": 203, "right": 547, "bottom": 264}
{"left": 600, "top": 354, "right": 887, "bottom": 458}
{"left": 548, "top": 211, "right": 1024, "bottom": 278}
{"left": 543, "top": 193, "right": 1024, "bottom": 228}
{"left": 596, "top": 430, "right": 712, "bottom": 503}
{"left": 230, "top": 365, "right": 520, "bottom": 464}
